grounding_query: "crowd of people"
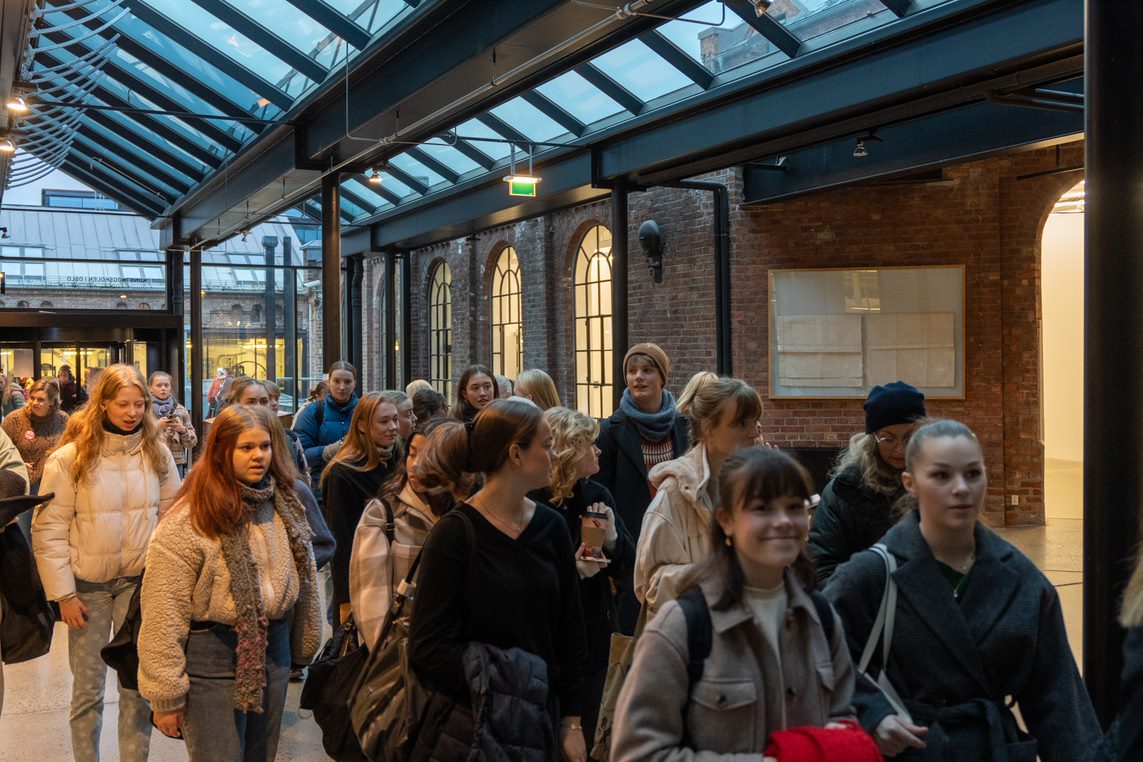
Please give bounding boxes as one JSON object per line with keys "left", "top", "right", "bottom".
{"left": 0, "top": 349, "right": 1140, "bottom": 761}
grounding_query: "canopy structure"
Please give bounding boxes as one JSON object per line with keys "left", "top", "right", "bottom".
{"left": 2, "top": 0, "right": 1083, "bottom": 251}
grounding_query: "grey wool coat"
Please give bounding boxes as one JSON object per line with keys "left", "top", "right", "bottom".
{"left": 824, "top": 511, "right": 1099, "bottom": 762}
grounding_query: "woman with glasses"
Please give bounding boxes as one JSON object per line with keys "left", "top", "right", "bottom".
{"left": 808, "top": 381, "right": 926, "bottom": 583}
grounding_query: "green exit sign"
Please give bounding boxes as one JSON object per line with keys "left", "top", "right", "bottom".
{"left": 504, "top": 175, "right": 539, "bottom": 197}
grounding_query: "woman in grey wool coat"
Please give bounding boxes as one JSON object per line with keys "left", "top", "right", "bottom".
{"left": 825, "top": 419, "right": 1099, "bottom": 761}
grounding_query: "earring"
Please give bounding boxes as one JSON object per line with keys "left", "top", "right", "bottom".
{"left": 724, "top": 536, "right": 732, "bottom": 547}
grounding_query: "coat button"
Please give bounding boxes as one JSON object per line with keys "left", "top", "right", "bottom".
{"left": 786, "top": 687, "right": 796, "bottom": 699}
{"left": 716, "top": 695, "right": 727, "bottom": 707}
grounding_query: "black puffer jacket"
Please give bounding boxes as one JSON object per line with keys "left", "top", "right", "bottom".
{"left": 807, "top": 464, "right": 904, "bottom": 584}
{"left": 464, "top": 643, "right": 554, "bottom": 762}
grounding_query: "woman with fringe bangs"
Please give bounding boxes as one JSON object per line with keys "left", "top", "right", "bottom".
{"left": 613, "top": 447, "right": 858, "bottom": 760}
{"left": 34, "top": 363, "right": 181, "bottom": 762}
{"left": 138, "top": 404, "right": 320, "bottom": 760}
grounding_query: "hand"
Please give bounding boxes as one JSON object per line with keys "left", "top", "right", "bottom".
{"left": 152, "top": 708, "right": 184, "bottom": 739}
{"left": 574, "top": 543, "right": 608, "bottom": 579}
{"left": 173, "top": 423, "right": 187, "bottom": 435}
{"left": 559, "top": 720, "right": 587, "bottom": 762}
{"left": 59, "top": 596, "right": 89, "bottom": 629}
{"left": 589, "top": 502, "right": 619, "bottom": 548}
{"left": 874, "top": 714, "right": 928, "bottom": 757}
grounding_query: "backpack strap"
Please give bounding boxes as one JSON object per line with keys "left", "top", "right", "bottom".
{"left": 380, "top": 498, "right": 396, "bottom": 544}
{"left": 810, "top": 591, "right": 835, "bottom": 646}
{"left": 677, "top": 586, "right": 712, "bottom": 687}
{"left": 314, "top": 397, "right": 325, "bottom": 429}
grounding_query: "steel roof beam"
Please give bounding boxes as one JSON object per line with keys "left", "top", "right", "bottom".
{"left": 402, "top": 146, "right": 461, "bottom": 183}
{"left": 519, "top": 90, "right": 586, "bottom": 138}
{"left": 122, "top": 0, "right": 293, "bottom": 111}
{"left": 83, "top": 109, "right": 208, "bottom": 180}
{"left": 60, "top": 158, "right": 165, "bottom": 217}
{"left": 352, "top": 179, "right": 403, "bottom": 207}
{"left": 186, "top": 0, "right": 328, "bottom": 83}
{"left": 574, "top": 63, "right": 644, "bottom": 115}
{"left": 71, "top": 126, "right": 193, "bottom": 194}
{"left": 879, "top": 0, "right": 912, "bottom": 17}
{"left": 473, "top": 112, "right": 531, "bottom": 149}
{"left": 445, "top": 137, "right": 498, "bottom": 171}
{"left": 380, "top": 163, "right": 429, "bottom": 196}
{"left": 724, "top": 1, "right": 803, "bottom": 58}
{"left": 637, "top": 30, "right": 713, "bottom": 89}
{"left": 283, "top": 0, "right": 371, "bottom": 50}
{"left": 68, "top": 142, "right": 183, "bottom": 201}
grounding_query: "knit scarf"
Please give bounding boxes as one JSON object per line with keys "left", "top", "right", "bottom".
{"left": 620, "top": 387, "right": 679, "bottom": 442}
{"left": 222, "top": 477, "right": 314, "bottom": 713}
{"left": 152, "top": 396, "right": 176, "bottom": 419}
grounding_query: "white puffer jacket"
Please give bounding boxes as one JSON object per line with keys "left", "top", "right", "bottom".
{"left": 33, "top": 429, "right": 180, "bottom": 601}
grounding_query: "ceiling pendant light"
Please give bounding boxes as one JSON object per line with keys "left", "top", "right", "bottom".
{"left": 0, "top": 136, "right": 16, "bottom": 153}
{"left": 5, "top": 94, "right": 27, "bottom": 113}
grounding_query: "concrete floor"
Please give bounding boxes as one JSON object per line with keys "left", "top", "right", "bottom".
{"left": 0, "top": 460, "right": 1088, "bottom": 760}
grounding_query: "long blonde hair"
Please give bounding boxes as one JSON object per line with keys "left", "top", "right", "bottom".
{"left": 545, "top": 407, "right": 599, "bottom": 505}
{"left": 321, "top": 392, "right": 403, "bottom": 487}
{"left": 833, "top": 425, "right": 921, "bottom": 497}
{"left": 54, "top": 363, "right": 170, "bottom": 484}
{"left": 516, "top": 369, "right": 561, "bottom": 410}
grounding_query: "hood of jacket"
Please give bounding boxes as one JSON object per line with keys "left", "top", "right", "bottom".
{"left": 648, "top": 444, "right": 711, "bottom": 510}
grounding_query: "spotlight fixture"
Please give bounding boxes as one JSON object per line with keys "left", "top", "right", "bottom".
{"left": 0, "top": 136, "right": 15, "bottom": 153}
{"left": 240, "top": 228, "right": 251, "bottom": 242}
{"left": 5, "top": 93, "right": 27, "bottom": 113}
{"left": 752, "top": 0, "right": 772, "bottom": 16}
{"left": 368, "top": 167, "right": 383, "bottom": 185}
{"left": 853, "top": 132, "right": 883, "bottom": 158}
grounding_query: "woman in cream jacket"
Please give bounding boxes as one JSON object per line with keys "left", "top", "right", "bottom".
{"left": 34, "top": 364, "right": 180, "bottom": 762}
{"left": 634, "top": 377, "right": 762, "bottom": 615}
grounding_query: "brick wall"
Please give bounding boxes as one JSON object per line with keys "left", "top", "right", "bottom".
{"left": 385, "top": 142, "right": 1083, "bottom": 525}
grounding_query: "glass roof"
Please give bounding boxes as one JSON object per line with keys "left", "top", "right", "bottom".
{"left": 10, "top": 0, "right": 959, "bottom": 225}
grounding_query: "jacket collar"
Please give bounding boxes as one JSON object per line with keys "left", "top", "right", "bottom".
{"left": 397, "top": 483, "right": 434, "bottom": 523}
{"left": 882, "top": 511, "right": 1021, "bottom": 692}
{"left": 649, "top": 444, "right": 713, "bottom": 511}
{"left": 701, "top": 567, "right": 820, "bottom": 635}
{"left": 610, "top": 408, "right": 687, "bottom": 477}
{"left": 101, "top": 428, "right": 144, "bottom": 456}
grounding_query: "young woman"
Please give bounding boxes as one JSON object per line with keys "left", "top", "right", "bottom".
{"left": 56, "top": 364, "right": 87, "bottom": 413}
{"left": 808, "top": 381, "right": 926, "bottom": 583}
{"left": 34, "top": 363, "right": 180, "bottom": 762}
{"left": 232, "top": 378, "right": 308, "bottom": 482}
{"left": 322, "top": 392, "right": 403, "bottom": 624}
{"left": 0, "top": 371, "right": 25, "bottom": 418}
{"left": 450, "top": 364, "right": 498, "bottom": 423}
{"left": 410, "top": 398, "right": 588, "bottom": 762}
{"left": 350, "top": 418, "right": 474, "bottom": 649}
{"left": 634, "top": 376, "right": 762, "bottom": 614}
{"left": 412, "top": 387, "right": 448, "bottom": 429}
{"left": 515, "top": 368, "right": 562, "bottom": 410}
{"left": 528, "top": 406, "right": 634, "bottom": 746}
{"left": 825, "top": 419, "right": 1099, "bottom": 760}
{"left": 595, "top": 344, "right": 689, "bottom": 632}
{"left": 149, "top": 371, "right": 197, "bottom": 478}
{"left": 380, "top": 389, "right": 418, "bottom": 440}
{"left": 293, "top": 379, "right": 329, "bottom": 422}
{"left": 2, "top": 378, "right": 67, "bottom": 538}
{"left": 294, "top": 361, "right": 359, "bottom": 492}
{"left": 138, "top": 405, "right": 320, "bottom": 760}
{"left": 614, "top": 447, "right": 856, "bottom": 759}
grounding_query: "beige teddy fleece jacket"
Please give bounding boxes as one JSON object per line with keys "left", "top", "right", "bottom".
{"left": 137, "top": 497, "right": 322, "bottom": 712}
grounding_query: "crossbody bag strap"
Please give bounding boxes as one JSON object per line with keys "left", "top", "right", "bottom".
{"left": 857, "top": 543, "right": 893, "bottom": 673}
{"left": 878, "top": 545, "right": 900, "bottom": 670}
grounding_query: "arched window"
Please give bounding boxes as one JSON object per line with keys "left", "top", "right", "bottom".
{"left": 429, "top": 262, "right": 453, "bottom": 398}
{"left": 573, "top": 225, "right": 614, "bottom": 418}
{"left": 490, "top": 246, "right": 523, "bottom": 379}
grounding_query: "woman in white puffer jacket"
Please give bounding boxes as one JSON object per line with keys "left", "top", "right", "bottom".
{"left": 33, "top": 363, "right": 180, "bottom": 762}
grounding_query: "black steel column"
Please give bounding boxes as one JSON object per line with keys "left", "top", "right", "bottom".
{"left": 611, "top": 186, "right": 629, "bottom": 411}
{"left": 283, "top": 237, "right": 298, "bottom": 405}
{"left": 349, "top": 254, "right": 364, "bottom": 372}
{"left": 321, "top": 174, "right": 342, "bottom": 370}
{"left": 1084, "top": 0, "right": 1143, "bottom": 726}
{"left": 400, "top": 252, "right": 412, "bottom": 387}
{"left": 385, "top": 251, "right": 397, "bottom": 388}
{"left": 167, "top": 247, "right": 185, "bottom": 392}
{"left": 189, "top": 247, "right": 204, "bottom": 433}
{"left": 262, "top": 236, "right": 278, "bottom": 381}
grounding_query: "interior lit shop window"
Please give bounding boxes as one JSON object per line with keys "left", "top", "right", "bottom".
{"left": 574, "top": 225, "right": 614, "bottom": 418}
{"left": 490, "top": 246, "right": 523, "bottom": 380}
{"left": 429, "top": 261, "right": 453, "bottom": 398}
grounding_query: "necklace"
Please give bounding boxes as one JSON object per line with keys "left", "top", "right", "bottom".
{"left": 470, "top": 496, "right": 525, "bottom": 535}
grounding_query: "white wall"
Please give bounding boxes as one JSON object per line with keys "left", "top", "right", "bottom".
{"left": 1041, "top": 208, "right": 1084, "bottom": 462}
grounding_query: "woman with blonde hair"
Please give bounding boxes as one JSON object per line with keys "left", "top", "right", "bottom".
{"left": 34, "top": 363, "right": 180, "bottom": 762}
{"left": 528, "top": 406, "right": 634, "bottom": 746}
{"left": 516, "top": 368, "right": 562, "bottom": 410}
{"left": 675, "top": 370, "right": 717, "bottom": 423}
{"left": 634, "top": 376, "right": 761, "bottom": 614}
{"left": 0, "top": 370, "right": 25, "bottom": 418}
{"left": 139, "top": 405, "right": 320, "bottom": 758}
{"left": 322, "top": 391, "right": 403, "bottom": 624}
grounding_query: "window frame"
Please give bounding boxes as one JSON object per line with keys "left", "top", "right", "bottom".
{"left": 573, "top": 225, "right": 614, "bottom": 418}
{"left": 429, "top": 261, "right": 453, "bottom": 399}
{"left": 489, "top": 245, "right": 523, "bottom": 380}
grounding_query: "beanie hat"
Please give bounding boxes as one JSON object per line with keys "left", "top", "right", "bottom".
{"left": 864, "top": 381, "right": 926, "bottom": 433}
{"left": 623, "top": 343, "right": 670, "bottom": 385}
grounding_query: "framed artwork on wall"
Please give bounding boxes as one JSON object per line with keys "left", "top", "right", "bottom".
{"left": 768, "top": 265, "right": 966, "bottom": 399}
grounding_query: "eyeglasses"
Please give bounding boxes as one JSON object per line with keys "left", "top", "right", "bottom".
{"left": 873, "top": 432, "right": 911, "bottom": 448}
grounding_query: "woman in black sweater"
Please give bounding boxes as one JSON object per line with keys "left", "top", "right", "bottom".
{"left": 410, "top": 398, "right": 588, "bottom": 762}
{"left": 321, "top": 392, "right": 402, "bottom": 624}
{"left": 528, "top": 406, "right": 633, "bottom": 750}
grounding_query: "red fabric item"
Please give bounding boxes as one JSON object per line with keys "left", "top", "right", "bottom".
{"left": 764, "top": 720, "right": 882, "bottom": 762}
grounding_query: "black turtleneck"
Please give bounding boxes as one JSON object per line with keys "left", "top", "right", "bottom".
{"left": 102, "top": 418, "right": 144, "bottom": 436}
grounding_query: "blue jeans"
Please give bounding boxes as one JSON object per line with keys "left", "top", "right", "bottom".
{"left": 69, "top": 576, "right": 152, "bottom": 762}
{"left": 183, "top": 618, "right": 290, "bottom": 762}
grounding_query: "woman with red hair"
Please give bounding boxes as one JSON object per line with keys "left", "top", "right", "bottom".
{"left": 138, "top": 404, "right": 320, "bottom": 760}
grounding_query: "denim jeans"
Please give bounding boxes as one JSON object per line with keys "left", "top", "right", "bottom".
{"left": 69, "top": 576, "right": 152, "bottom": 762}
{"left": 183, "top": 617, "right": 290, "bottom": 762}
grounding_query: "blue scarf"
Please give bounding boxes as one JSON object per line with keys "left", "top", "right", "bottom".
{"left": 620, "top": 387, "right": 678, "bottom": 442}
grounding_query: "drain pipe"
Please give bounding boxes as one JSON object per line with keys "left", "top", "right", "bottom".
{"left": 659, "top": 180, "right": 732, "bottom": 375}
